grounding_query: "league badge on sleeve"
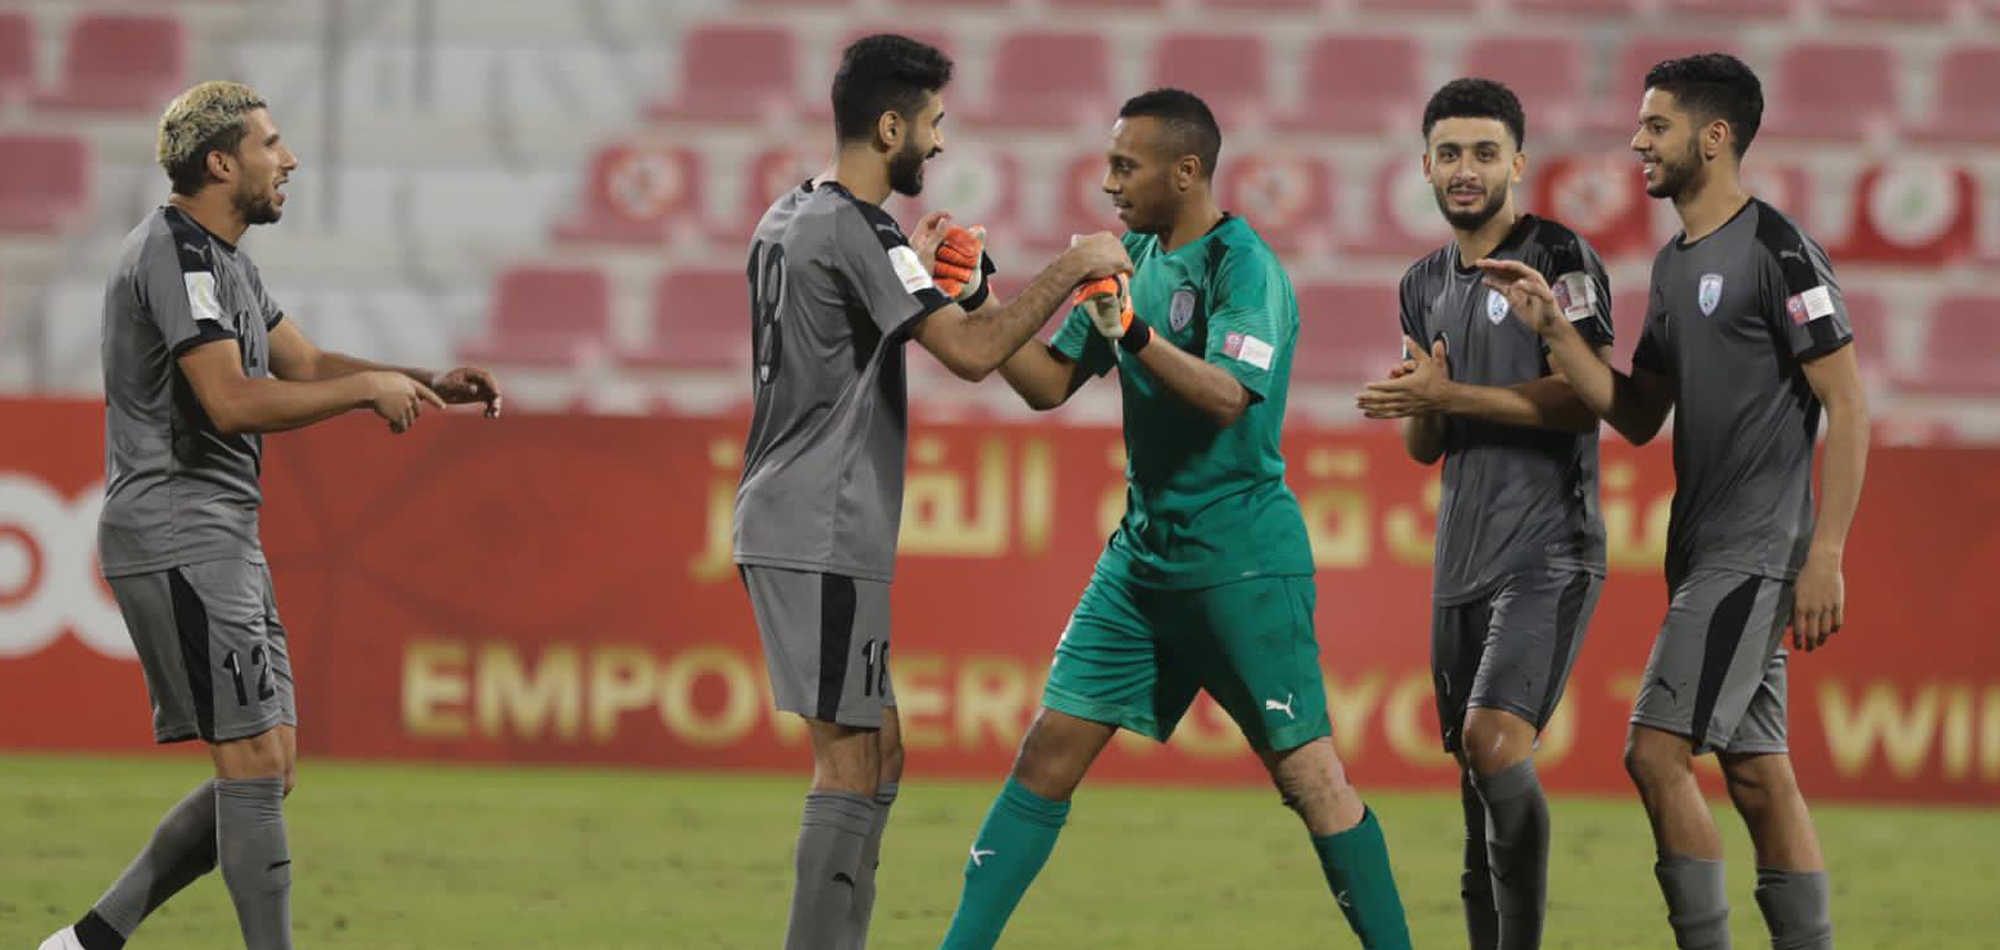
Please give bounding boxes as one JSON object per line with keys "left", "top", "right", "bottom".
{"left": 1486, "top": 288, "right": 1510, "bottom": 324}
{"left": 1698, "top": 273, "right": 1724, "bottom": 316}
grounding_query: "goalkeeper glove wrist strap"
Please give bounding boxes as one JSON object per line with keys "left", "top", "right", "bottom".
{"left": 1118, "top": 320, "right": 1151, "bottom": 353}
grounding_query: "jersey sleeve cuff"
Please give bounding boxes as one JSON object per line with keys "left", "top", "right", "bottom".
{"left": 1795, "top": 333, "right": 1853, "bottom": 364}
{"left": 170, "top": 322, "right": 237, "bottom": 358}
{"left": 891, "top": 286, "right": 953, "bottom": 338}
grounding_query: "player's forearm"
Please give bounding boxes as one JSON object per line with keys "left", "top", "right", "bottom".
{"left": 1808, "top": 391, "right": 1870, "bottom": 560}
{"left": 1543, "top": 324, "right": 1664, "bottom": 444}
{"left": 208, "top": 374, "right": 374, "bottom": 435}
{"left": 1131, "top": 336, "right": 1249, "bottom": 428}
{"left": 997, "top": 343, "right": 1076, "bottom": 411}
{"left": 1399, "top": 413, "right": 1446, "bottom": 464}
{"left": 309, "top": 351, "right": 433, "bottom": 386}
{"left": 941, "top": 257, "right": 1091, "bottom": 380}
{"left": 1442, "top": 377, "right": 1599, "bottom": 433}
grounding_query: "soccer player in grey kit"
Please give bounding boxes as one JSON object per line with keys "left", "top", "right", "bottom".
{"left": 43, "top": 81, "right": 501, "bottom": 950}
{"left": 730, "top": 35, "right": 1130, "bottom": 950}
{"left": 1359, "top": 78, "right": 1613, "bottom": 950}
{"left": 1480, "top": 54, "right": 1868, "bottom": 950}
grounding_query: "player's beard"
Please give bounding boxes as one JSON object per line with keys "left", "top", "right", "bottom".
{"left": 1435, "top": 177, "right": 1507, "bottom": 233}
{"left": 1646, "top": 137, "right": 1705, "bottom": 200}
{"left": 888, "top": 140, "right": 930, "bottom": 198}
{"left": 235, "top": 177, "right": 282, "bottom": 225}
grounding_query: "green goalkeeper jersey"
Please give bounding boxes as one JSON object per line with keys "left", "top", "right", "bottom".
{"left": 1051, "top": 214, "right": 1315, "bottom": 589}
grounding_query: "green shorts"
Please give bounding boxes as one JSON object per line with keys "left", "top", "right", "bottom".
{"left": 1042, "top": 566, "right": 1330, "bottom": 752}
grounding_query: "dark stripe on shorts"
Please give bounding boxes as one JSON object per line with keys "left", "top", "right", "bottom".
{"left": 167, "top": 569, "right": 216, "bottom": 741}
{"left": 816, "top": 574, "right": 858, "bottom": 722}
{"left": 1537, "top": 571, "right": 1595, "bottom": 724}
{"left": 1690, "top": 575, "right": 1764, "bottom": 748}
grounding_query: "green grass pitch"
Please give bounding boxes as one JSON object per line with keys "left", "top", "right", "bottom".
{"left": 4, "top": 754, "right": 1994, "bottom": 948}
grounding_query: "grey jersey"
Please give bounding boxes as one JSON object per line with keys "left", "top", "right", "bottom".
{"left": 1633, "top": 198, "right": 1853, "bottom": 583}
{"left": 99, "top": 206, "right": 283, "bottom": 577}
{"left": 732, "top": 181, "right": 953, "bottom": 582}
{"left": 1400, "top": 215, "right": 1614, "bottom": 604}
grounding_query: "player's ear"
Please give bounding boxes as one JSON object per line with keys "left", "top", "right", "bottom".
{"left": 205, "top": 148, "right": 234, "bottom": 185}
{"left": 1512, "top": 149, "right": 1528, "bottom": 183}
{"left": 1177, "top": 154, "right": 1200, "bottom": 191}
{"left": 876, "top": 110, "right": 902, "bottom": 152}
{"left": 1705, "top": 119, "right": 1729, "bottom": 161}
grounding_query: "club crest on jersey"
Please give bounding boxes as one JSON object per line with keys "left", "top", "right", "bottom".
{"left": 1486, "top": 289, "right": 1510, "bottom": 324}
{"left": 1169, "top": 289, "right": 1197, "bottom": 332}
{"left": 1698, "top": 273, "right": 1724, "bottom": 316}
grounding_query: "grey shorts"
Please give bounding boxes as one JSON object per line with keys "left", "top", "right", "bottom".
{"left": 1631, "top": 570, "right": 1792, "bottom": 755}
{"left": 1432, "top": 567, "right": 1601, "bottom": 753}
{"left": 741, "top": 565, "right": 895, "bottom": 728}
{"left": 108, "top": 560, "right": 295, "bottom": 744}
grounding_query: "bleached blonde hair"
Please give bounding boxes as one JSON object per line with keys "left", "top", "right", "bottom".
{"left": 157, "top": 81, "right": 268, "bottom": 195}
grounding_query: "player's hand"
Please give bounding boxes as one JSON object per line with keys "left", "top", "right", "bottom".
{"left": 365, "top": 371, "right": 446, "bottom": 434}
{"left": 1070, "top": 273, "right": 1134, "bottom": 339}
{"left": 1475, "top": 258, "right": 1563, "bottom": 336}
{"left": 1358, "top": 336, "right": 1454, "bottom": 419}
{"left": 1791, "top": 549, "right": 1844, "bottom": 652}
{"left": 910, "top": 210, "right": 952, "bottom": 273}
{"left": 1066, "top": 232, "right": 1133, "bottom": 280}
{"left": 932, "top": 225, "right": 986, "bottom": 301}
{"left": 431, "top": 366, "right": 503, "bottom": 418}
{"left": 1387, "top": 357, "right": 1419, "bottom": 380}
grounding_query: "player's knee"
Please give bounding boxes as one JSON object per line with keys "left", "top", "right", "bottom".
{"left": 878, "top": 739, "right": 906, "bottom": 789}
{"left": 1720, "top": 754, "right": 1795, "bottom": 814}
{"left": 1623, "top": 734, "right": 1689, "bottom": 792}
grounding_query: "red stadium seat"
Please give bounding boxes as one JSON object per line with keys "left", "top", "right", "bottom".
{"left": 646, "top": 25, "right": 800, "bottom": 123}
{"left": 1512, "top": 0, "right": 1641, "bottom": 14}
{"left": 0, "top": 134, "right": 91, "bottom": 234}
{"left": 553, "top": 144, "right": 704, "bottom": 246}
{"left": 1913, "top": 47, "right": 2000, "bottom": 144}
{"left": 1592, "top": 36, "right": 1743, "bottom": 136}
{"left": 1048, "top": 0, "right": 1165, "bottom": 8}
{"left": 1458, "top": 37, "right": 1585, "bottom": 139}
{"left": 34, "top": 15, "right": 185, "bottom": 112}
{"left": 1294, "top": 282, "right": 1406, "bottom": 386}
{"left": 460, "top": 266, "right": 613, "bottom": 369}
{"left": 1279, "top": 34, "right": 1422, "bottom": 136}
{"left": 1658, "top": 0, "right": 1799, "bottom": 18}
{"left": 0, "top": 12, "right": 31, "bottom": 106}
{"left": 977, "top": 31, "right": 1113, "bottom": 130}
{"left": 1834, "top": 162, "right": 1978, "bottom": 265}
{"left": 1762, "top": 42, "right": 1899, "bottom": 141}
{"left": 1895, "top": 295, "right": 2000, "bottom": 396}
{"left": 620, "top": 269, "right": 748, "bottom": 372}
{"left": 1147, "top": 32, "right": 1273, "bottom": 130}
{"left": 1216, "top": 150, "right": 1335, "bottom": 258}
{"left": 1197, "top": 0, "right": 1323, "bottom": 9}
{"left": 1356, "top": 0, "right": 1477, "bottom": 11}
{"left": 1825, "top": 0, "right": 1954, "bottom": 19}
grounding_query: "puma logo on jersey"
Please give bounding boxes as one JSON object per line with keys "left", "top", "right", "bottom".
{"left": 1265, "top": 693, "right": 1296, "bottom": 720}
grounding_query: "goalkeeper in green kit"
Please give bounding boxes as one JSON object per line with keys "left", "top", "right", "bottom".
{"left": 926, "top": 88, "right": 1414, "bottom": 950}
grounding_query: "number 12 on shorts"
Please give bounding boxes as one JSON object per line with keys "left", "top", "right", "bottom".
{"left": 223, "top": 645, "right": 276, "bottom": 706}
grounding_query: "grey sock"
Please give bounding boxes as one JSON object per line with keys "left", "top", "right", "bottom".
{"left": 215, "top": 777, "right": 292, "bottom": 950}
{"left": 1473, "top": 760, "right": 1550, "bottom": 950}
{"left": 89, "top": 780, "right": 219, "bottom": 941}
{"left": 846, "top": 782, "right": 898, "bottom": 949}
{"left": 1754, "top": 868, "right": 1833, "bottom": 950}
{"left": 1656, "top": 853, "right": 1733, "bottom": 950}
{"left": 784, "top": 791, "right": 874, "bottom": 950}
{"left": 1458, "top": 772, "right": 1499, "bottom": 950}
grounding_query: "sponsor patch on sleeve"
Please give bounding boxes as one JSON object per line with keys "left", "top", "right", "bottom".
{"left": 887, "top": 244, "right": 934, "bottom": 294}
{"left": 1222, "top": 331, "right": 1274, "bottom": 370}
{"left": 1552, "top": 270, "right": 1599, "bottom": 323}
{"left": 185, "top": 272, "right": 225, "bottom": 326}
{"left": 1786, "top": 285, "right": 1837, "bottom": 325}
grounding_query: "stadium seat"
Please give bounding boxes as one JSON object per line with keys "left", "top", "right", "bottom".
{"left": 646, "top": 25, "right": 800, "bottom": 123}
{"left": 0, "top": 134, "right": 91, "bottom": 234}
{"left": 0, "top": 12, "right": 30, "bottom": 107}
{"left": 1592, "top": 36, "right": 1742, "bottom": 135}
{"left": 1147, "top": 33, "right": 1273, "bottom": 130}
{"left": 1356, "top": 0, "right": 1477, "bottom": 11}
{"left": 459, "top": 266, "right": 612, "bottom": 369}
{"left": 1458, "top": 37, "right": 1585, "bottom": 139}
{"left": 1835, "top": 162, "right": 1978, "bottom": 265}
{"left": 1048, "top": 0, "right": 1165, "bottom": 8}
{"left": 1913, "top": 46, "right": 2000, "bottom": 144}
{"left": 1896, "top": 295, "right": 2000, "bottom": 396}
{"left": 1197, "top": 0, "right": 1323, "bottom": 9}
{"left": 977, "top": 31, "right": 1114, "bottom": 130}
{"left": 34, "top": 15, "right": 185, "bottom": 112}
{"left": 1763, "top": 42, "right": 1899, "bottom": 141}
{"left": 1293, "top": 282, "right": 1406, "bottom": 386}
{"left": 1825, "top": 0, "right": 1954, "bottom": 19}
{"left": 619, "top": 269, "right": 749, "bottom": 372}
{"left": 1279, "top": 34, "right": 1422, "bottom": 136}
{"left": 1512, "top": 0, "right": 1641, "bottom": 15}
{"left": 552, "top": 144, "right": 704, "bottom": 246}
{"left": 1658, "top": 0, "right": 1799, "bottom": 18}
{"left": 1216, "top": 150, "right": 1334, "bottom": 258}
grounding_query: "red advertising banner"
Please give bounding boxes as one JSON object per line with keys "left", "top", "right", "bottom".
{"left": 2, "top": 398, "right": 1996, "bottom": 803}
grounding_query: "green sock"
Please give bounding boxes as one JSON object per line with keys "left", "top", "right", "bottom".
{"left": 937, "top": 777, "right": 1070, "bottom": 950}
{"left": 1311, "top": 807, "right": 1414, "bottom": 950}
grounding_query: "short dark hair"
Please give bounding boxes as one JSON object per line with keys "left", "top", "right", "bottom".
{"left": 1117, "top": 88, "right": 1222, "bottom": 178}
{"left": 1422, "top": 78, "right": 1526, "bottom": 150}
{"left": 1643, "top": 53, "right": 1763, "bottom": 158}
{"left": 831, "top": 34, "right": 954, "bottom": 144}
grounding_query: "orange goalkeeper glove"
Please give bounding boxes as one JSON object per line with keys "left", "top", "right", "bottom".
{"left": 932, "top": 225, "right": 987, "bottom": 304}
